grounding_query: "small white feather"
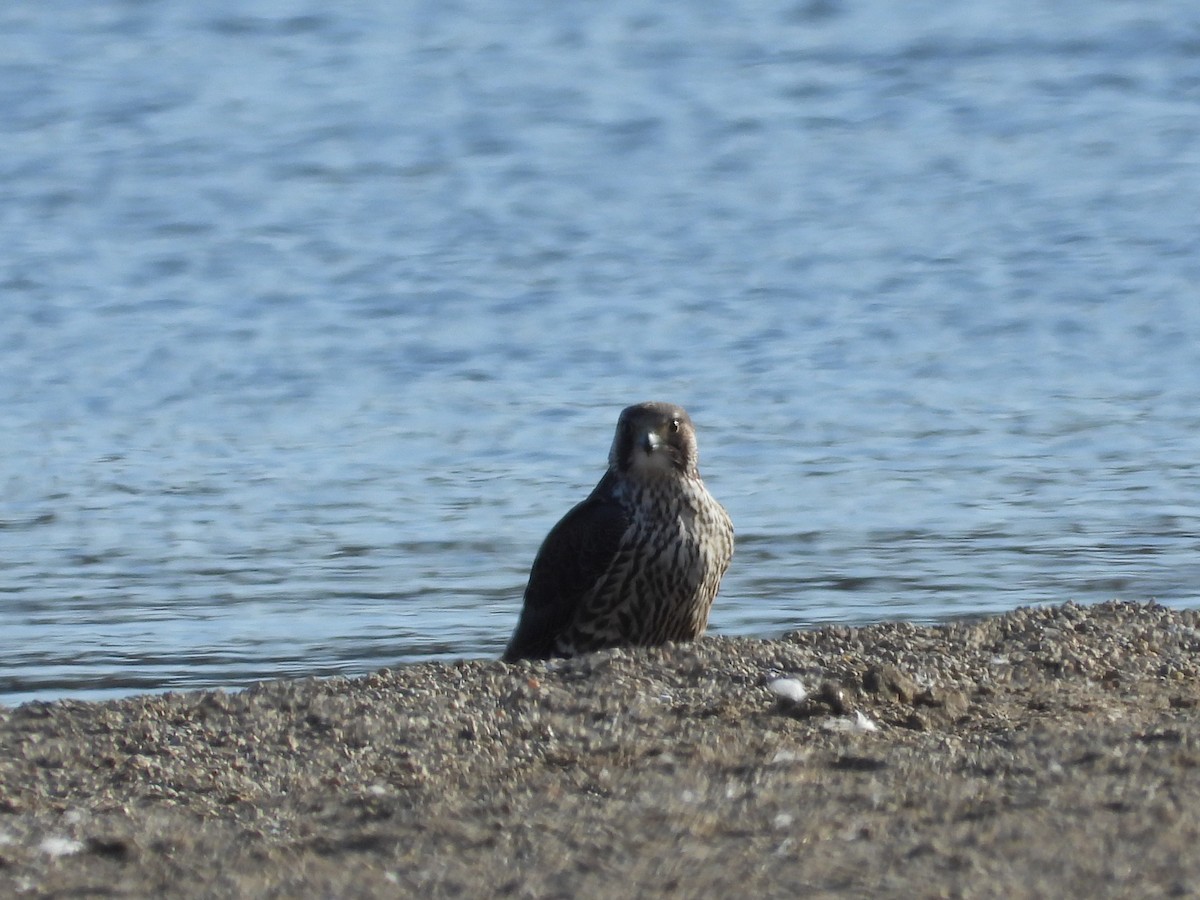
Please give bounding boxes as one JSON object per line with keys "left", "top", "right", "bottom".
{"left": 854, "top": 710, "right": 879, "bottom": 732}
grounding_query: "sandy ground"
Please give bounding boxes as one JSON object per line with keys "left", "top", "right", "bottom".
{"left": 2, "top": 600, "right": 1200, "bottom": 898}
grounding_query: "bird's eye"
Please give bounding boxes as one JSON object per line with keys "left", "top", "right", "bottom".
{"left": 669, "top": 419, "right": 681, "bottom": 433}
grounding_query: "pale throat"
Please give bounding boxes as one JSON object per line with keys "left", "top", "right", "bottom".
{"left": 628, "top": 446, "right": 685, "bottom": 478}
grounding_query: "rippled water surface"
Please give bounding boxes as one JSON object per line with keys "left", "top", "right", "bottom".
{"left": 3, "top": 1, "right": 1199, "bottom": 702}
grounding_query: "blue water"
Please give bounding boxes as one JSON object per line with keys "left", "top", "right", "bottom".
{"left": 3, "top": 1, "right": 1199, "bottom": 703}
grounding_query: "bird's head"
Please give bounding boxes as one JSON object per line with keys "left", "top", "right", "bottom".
{"left": 609, "top": 402, "right": 700, "bottom": 479}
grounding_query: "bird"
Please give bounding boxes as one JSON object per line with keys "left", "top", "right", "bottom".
{"left": 503, "top": 401, "right": 734, "bottom": 661}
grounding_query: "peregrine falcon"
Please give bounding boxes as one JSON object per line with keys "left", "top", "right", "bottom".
{"left": 503, "top": 402, "right": 734, "bottom": 661}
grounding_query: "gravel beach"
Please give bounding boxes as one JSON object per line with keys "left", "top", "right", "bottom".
{"left": 3, "top": 600, "right": 1200, "bottom": 898}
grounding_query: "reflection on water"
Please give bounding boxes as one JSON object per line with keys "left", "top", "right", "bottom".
{"left": 2, "top": 1, "right": 1199, "bottom": 702}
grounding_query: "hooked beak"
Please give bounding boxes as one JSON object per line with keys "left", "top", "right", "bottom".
{"left": 640, "top": 430, "right": 664, "bottom": 454}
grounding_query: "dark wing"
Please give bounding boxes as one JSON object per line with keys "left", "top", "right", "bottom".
{"left": 502, "top": 472, "right": 629, "bottom": 661}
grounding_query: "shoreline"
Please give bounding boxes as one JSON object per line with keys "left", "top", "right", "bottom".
{"left": 3, "top": 600, "right": 1200, "bottom": 897}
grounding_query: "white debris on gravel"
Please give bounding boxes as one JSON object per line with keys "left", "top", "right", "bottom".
{"left": 767, "top": 677, "right": 808, "bottom": 703}
{"left": 823, "top": 711, "right": 879, "bottom": 734}
{"left": 39, "top": 835, "right": 84, "bottom": 858}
